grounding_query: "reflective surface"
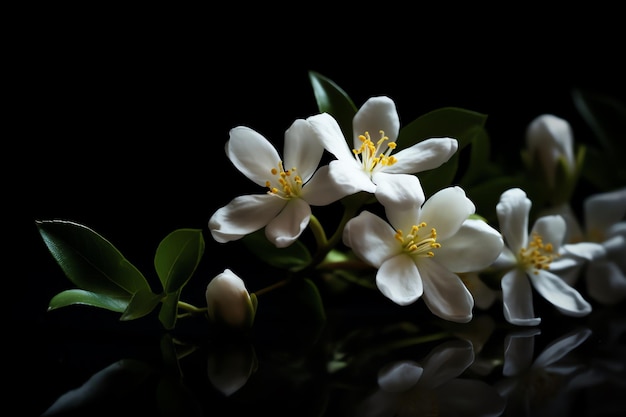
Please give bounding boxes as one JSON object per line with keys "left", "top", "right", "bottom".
{"left": 25, "top": 292, "right": 626, "bottom": 417}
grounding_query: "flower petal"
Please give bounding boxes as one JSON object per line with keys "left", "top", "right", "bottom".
{"left": 497, "top": 188, "right": 531, "bottom": 252}
{"left": 420, "top": 260, "right": 474, "bottom": 323}
{"left": 283, "top": 118, "right": 324, "bottom": 181}
{"left": 265, "top": 198, "right": 311, "bottom": 248}
{"left": 435, "top": 219, "right": 503, "bottom": 273}
{"left": 225, "top": 126, "right": 282, "bottom": 187}
{"left": 376, "top": 254, "right": 423, "bottom": 305}
{"left": 529, "top": 270, "right": 592, "bottom": 317}
{"left": 585, "top": 259, "right": 626, "bottom": 305}
{"left": 531, "top": 215, "right": 566, "bottom": 251}
{"left": 209, "top": 194, "right": 285, "bottom": 243}
{"left": 343, "top": 211, "right": 401, "bottom": 267}
{"left": 386, "top": 138, "right": 458, "bottom": 174}
{"left": 533, "top": 327, "right": 592, "bottom": 368}
{"left": 301, "top": 165, "right": 352, "bottom": 206}
{"left": 501, "top": 269, "right": 541, "bottom": 326}
{"left": 491, "top": 246, "right": 517, "bottom": 270}
{"left": 419, "top": 186, "right": 475, "bottom": 241}
{"left": 328, "top": 160, "right": 376, "bottom": 195}
{"left": 419, "top": 340, "right": 474, "bottom": 388}
{"left": 372, "top": 172, "right": 425, "bottom": 209}
{"left": 307, "top": 112, "right": 355, "bottom": 161}
{"left": 377, "top": 361, "right": 423, "bottom": 392}
{"left": 352, "top": 96, "right": 400, "bottom": 145}
{"left": 584, "top": 187, "right": 626, "bottom": 241}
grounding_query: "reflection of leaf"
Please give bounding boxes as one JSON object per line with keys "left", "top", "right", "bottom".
{"left": 41, "top": 359, "right": 155, "bottom": 416}
{"left": 36, "top": 220, "right": 151, "bottom": 297}
{"left": 308, "top": 70, "right": 357, "bottom": 140}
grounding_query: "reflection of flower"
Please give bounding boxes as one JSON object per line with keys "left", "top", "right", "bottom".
{"left": 355, "top": 339, "right": 506, "bottom": 417}
{"left": 495, "top": 327, "right": 592, "bottom": 417}
{"left": 207, "top": 341, "right": 258, "bottom": 396}
{"left": 562, "top": 187, "right": 626, "bottom": 305}
{"left": 343, "top": 186, "right": 503, "bottom": 322}
{"left": 492, "top": 188, "right": 592, "bottom": 326}
{"left": 209, "top": 117, "right": 344, "bottom": 248}
{"left": 308, "top": 96, "right": 458, "bottom": 208}
{"left": 205, "top": 269, "right": 256, "bottom": 328}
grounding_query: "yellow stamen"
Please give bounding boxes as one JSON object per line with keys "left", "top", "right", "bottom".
{"left": 266, "top": 161, "right": 303, "bottom": 200}
{"left": 518, "top": 232, "right": 559, "bottom": 274}
{"left": 352, "top": 130, "right": 398, "bottom": 176}
{"left": 395, "top": 222, "right": 441, "bottom": 258}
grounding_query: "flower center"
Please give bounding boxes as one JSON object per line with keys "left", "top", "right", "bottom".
{"left": 518, "top": 232, "right": 559, "bottom": 274}
{"left": 395, "top": 222, "right": 441, "bottom": 258}
{"left": 265, "top": 161, "right": 303, "bottom": 199}
{"left": 352, "top": 130, "right": 398, "bottom": 176}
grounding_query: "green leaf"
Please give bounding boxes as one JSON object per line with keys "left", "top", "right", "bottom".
{"left": 158, "top": 290, "right": 181, "bottom": 330}
{"left": 154, "top": 229, "right": 205, "bottom": 294}
{"left": 48, "top": 289, "right": 129, "bottom": 313}
{"left": 290, "top": 278, "right": 326, "bottom": 323}
{"left": 120, "top": 288, "right": 163, "bottom": 321}
{"left": 308, "top": 70, "right": 358, "bottom": 139}
{"left": 36, "top": 220, "right": 151, "bottom": 297}
{"left": 242, "top": 229, "right": 311, "bottom": 270}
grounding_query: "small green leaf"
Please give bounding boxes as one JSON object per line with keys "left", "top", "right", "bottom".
{"left": 36, "top": 220, "right": 151, "bottom": 297}
{"left": 48, "top": 289, "right": 129, "bottom": 313}
{"left": 308, "top": 70, "right": 358, "bottom": 140}
{"left": 154, "top": 229, "right": 205, "bottom": 294}
{"left": 120, "top": 288, "right": 163, "bottom": 321}
{"left": 158, "top": 291, "right": 181, "bottom": 330}
{"left": 242, "top": 229, "right": 311, "bottom": 270}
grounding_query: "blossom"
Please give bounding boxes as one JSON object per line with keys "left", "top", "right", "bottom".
{"left": 492, "top": 188, "right": 592, "bottom": 326}
{"left": 307, "top": 96, "right": 458, "bottom": 208}
{"left": 205, "top": 269, "right": 256, "bottom": 328}
{"left": 561, "top": 187, "right": 626, "bottom": 305}
{"left": 355, "top": 340, "right": 506, "bottom": 417}
{"left": 209, "top": 118, "right": 345, "bottom": 248}
{"left": 342, "top": 186, "right": 503, "bottom": 323}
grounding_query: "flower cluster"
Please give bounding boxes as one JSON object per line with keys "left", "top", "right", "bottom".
{"left": 36, "top": 71, "right": 625, "bottom": 335}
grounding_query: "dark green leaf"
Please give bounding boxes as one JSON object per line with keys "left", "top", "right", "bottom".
{"left": 36, "top": 220, "right": 150, "bottom": 297}
{"left": 120, "top": 288, "right": 162, "bottom": 321}
{"left": 155, "top": 228, "right": 205, "bottom": 294}
{"left": 290, "top": 278, "right": 326, "bottom": 323}
{"left": 308, "top": 70, "right": 358, "bottom": 140}
{"left": 242, "top": 229, "right": 311, "bottom": 270}
{"left": 158, "top": 290, "right": 181, "bottom": 330}
{"left": 48, "top": 289, "right": 129, "bottom": 313}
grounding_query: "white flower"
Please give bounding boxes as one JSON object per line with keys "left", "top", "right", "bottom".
{"left": 208, "top": 118, "right": 345, "bottom": 248}
{"left": 205, "top": 269, "right": 256, "bottom": 328}
{"left": 525, "top": 114, "right": 577, "bottom": 188}
{"left": 562, "top": 187, "right": 626, "bottom": 305}
{"left": 307, "top": 96, "right": 458, "bottom": 208}
{"left": 355, "top": 340, "right": 506, "bottom": 417}
{"left": 492, "top": 188, "right": 592, "bottom": 326}
{"left": 343, "top": 186, "right": 503, "bottom": 323}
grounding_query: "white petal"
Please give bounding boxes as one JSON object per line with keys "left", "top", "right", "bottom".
{"left": 502, "top": 329, "right": 540, "bottom": 376}
{"left": 525, "top": 114, "right": 575, "bottom": 186}
{"left": 386, "top": 138, "right": 458, "bottom": 174}
{"left": 585, "top": 259, "right": 626, "bottom": 305}
{"left": 264, "top": 198, "right": 311, "bottom": 248}
{"left": 301, "top": 165, "right": 353, "bottom": 206}
{"left": 352, "top": 96, "right": 400, "bottom": 145}
{"left": 343, "top": 211, "right": 401, "bottom": 267}
{"left": 306, "top": 112, "right": 355, "bottom": 161}
{"left": 372, "top": 172, "right": 425, "bottom": 209}
{"left": 562, "top": 241, "right": 606, "bottom": 261}
{"left": 226, "top": 126, "right": 282, "bottom": 187}
{"left": 533, "top": 327, "right": 592, "bottom": 368}
{"left": 419, "top": 340, "right": 474, "bottom": 388}
{"left": 420, "top": 260, "right": 474, "bottom": 323}
{"left": 328, "top": 160, "right": 376, "bottom": 195}
{"left": 209, "top": 194, "right": 285, "bottom": 243}
{"left": 490, "top": 246, "right": 517, "bottom": 270}
{"left": 283, "top": 118, "right": 324, "bottom": 181}
{"left": 531, "top": 215, "right": 566, "bottom": 251}
{"left": 377, "top": 361, "right": 423, "bottom": 393}
{"left": 529, "top": 270, "right": 592, "bottom": 317}
{"left": 419, "top": 186, "right": 475, "bottom": 241}
{"left": 376, "top": 255, "right": 423, "bottom": 305}
{"left": 584, "top": 187, "right": 626, "bottom": 241}
{"left": 435, "top": 219, "right": 503, "bottom": 273}
{"left": 205, "top": 269, "right": 251, "bottom": 327}
{"left": 501, "top": 269, "right": 541, "bottom": 326}
{"left": 497, "top": 188, "right": 531, "bottom": 252}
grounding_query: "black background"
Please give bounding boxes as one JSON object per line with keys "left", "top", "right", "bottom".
{"left": 16, "top": 8, "right": 625, "bottom": 416}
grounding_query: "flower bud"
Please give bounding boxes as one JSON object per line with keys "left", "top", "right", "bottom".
{"left": 205, "top": 269, "right": 256, "bottom": 328}
{"left": 525, "top": 114, "right": 576, "bottom": 188}
{"left": 207, "top": 341, "right": 257, "bottom": 396}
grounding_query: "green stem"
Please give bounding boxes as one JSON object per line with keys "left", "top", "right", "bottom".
{"left": 254, "top": 278, "right": 291, "bottom": 297}
{"left": 177, "top": 301, "right": 206, "bottom": 314}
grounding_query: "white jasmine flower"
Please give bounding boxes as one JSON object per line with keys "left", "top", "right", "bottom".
{"left": 562, "top": 187, "right": 626, "bottom": 305}
{"left": 525, "top": 114, "right": 576, "bottom": 188}
{"left": 343, "top": 186, "right": 503, "bottom": 323}
{"left": 492, "top": 188, "right": 592, "bottom": 326}
{"left": 307, "top": 96, "right": 458, "bottom": 208}
{"left": 205, "top": 269, "right": 256, "bottom": 328}
{"left": 209, "top": 118, "right": 345, "bottom": 248}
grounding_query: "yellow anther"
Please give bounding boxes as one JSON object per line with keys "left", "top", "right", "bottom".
{"left": 265, "top": 161, "right": 304, "bottom": 200}
{"left": 518, "top": 232, "right": 559, "bottom": 274}
{"left": 352, "top": 130, "right": 398, "bottom": 175}
{"left": 396, "top": 222, "right": 441, "bottom": 258}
